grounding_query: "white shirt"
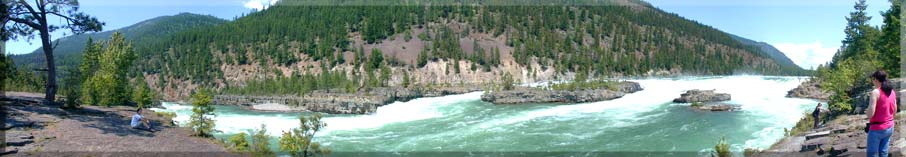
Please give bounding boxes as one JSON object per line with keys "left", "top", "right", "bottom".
{"left": 131, "top": 114, "right": 143, "bottom": 127}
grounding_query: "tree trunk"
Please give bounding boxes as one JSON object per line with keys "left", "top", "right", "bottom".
{"left": 39, "top": 18, "right": 56, "bottom": 105}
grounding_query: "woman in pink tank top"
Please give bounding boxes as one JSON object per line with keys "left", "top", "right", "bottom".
{"left": 866, "top": 70, "right": 897, "bottom": 157}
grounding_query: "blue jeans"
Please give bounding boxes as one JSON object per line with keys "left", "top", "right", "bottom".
{"left": 867, "top": 126, "right": 894, "bottom": 157}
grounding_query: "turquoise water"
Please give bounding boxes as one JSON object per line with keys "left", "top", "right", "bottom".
{"left": 153, "top": 76, "right": 819, "bottom": 155}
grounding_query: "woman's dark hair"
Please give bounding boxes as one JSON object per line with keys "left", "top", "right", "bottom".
{"left": 871, "top": 70, "right": 894, "bottom": 96}
{"left": 136, "top": 108, "right": 143, "bottom": 113}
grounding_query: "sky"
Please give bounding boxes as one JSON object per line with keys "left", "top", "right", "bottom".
{"left": 646, "top": 0, "right": 893, "bottom": 70}
{"left": 4, "top": 0, "right": 896, "bottom": 70}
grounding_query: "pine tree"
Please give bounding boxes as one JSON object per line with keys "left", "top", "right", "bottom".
{"left": 189, "top": 89, "right": 217, "bottom": 137}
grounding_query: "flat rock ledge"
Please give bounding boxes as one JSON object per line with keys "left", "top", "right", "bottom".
{"left": 480, "top": 81, "right": 642, "bottom": 104}
{"left": 672, "top": 89, "right": 731, "bottom": 103}
{"left": 213, "top": 87, "right": 480, "bottom": 114}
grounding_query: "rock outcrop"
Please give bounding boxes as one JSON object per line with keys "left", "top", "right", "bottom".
{"left": 786, "top": 79, "right": 830, "bottom": 100}
{"left": 672, "top": 89, "right": 731, "bottom": 103}
{"left": 480, "top": 81, "right": 642, "bottom": 104}
{"left": 213, "top": 86, "right": 481, "bottom": 114}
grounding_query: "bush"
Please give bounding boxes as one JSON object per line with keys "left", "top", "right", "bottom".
{"left": 250, "top": 124, "right": 274, "bottom": 157}
{"left": 786, "top": 112, "right": 815, "bottom": 137}
{"left": 227, "top": 132, "right": 250, "bottom": 152}
{"left": 712, "top": 136, "right": 731, "bottom": 157}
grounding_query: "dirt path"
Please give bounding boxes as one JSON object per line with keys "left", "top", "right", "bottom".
{"left": 3, "top": 92, "right": 231, "bottom": 156}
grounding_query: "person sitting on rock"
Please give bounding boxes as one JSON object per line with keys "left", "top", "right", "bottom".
{"left": 131, "top": 108, "right": 156, "bottom": 132}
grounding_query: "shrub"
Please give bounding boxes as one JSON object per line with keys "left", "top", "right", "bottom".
{"left": 712, "top": 136, "right": 730, "bottom": 157}
{"left": 227, "top": 132, "right": 250, "bottom": 152}
{"left": 279, "top": 113, "right": 330, "bottom": 157}
{"left": 250, "top": 124, "right": 274, "bottom": 157}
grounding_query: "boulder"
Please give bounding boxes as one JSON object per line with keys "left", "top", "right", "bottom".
{"left": 673, "top": 89, "right": 731, "bottom": 103}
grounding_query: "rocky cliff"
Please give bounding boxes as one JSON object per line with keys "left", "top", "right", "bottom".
{"left": 479, "top": 81, "right": 642, "bottom": 104}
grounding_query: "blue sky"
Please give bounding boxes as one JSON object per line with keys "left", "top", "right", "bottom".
{"left": 5, "top": 0, "right": 895, "bottom": 70}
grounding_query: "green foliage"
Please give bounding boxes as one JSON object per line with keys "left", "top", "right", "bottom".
{"left": 501, "top": 72, "right": 515, "bottom": 91}
{"left": 401, "top": 71, "right": 411, "bottom": 88}
{"left": 189, "top": 90, "right": 217, "bottom": 137}
{"left": 227, "top": 132, "right": 250, "bottom": 152}
{"left": 712, "top": 136, "right": 731, "bottom": 157}
{"left": 61, "top": 67, "right": 82, "bottom": 108}
{"left": 550, "top": 72, "right": 618, "bottom": 91}
{"left": 279, "top": 113, "right": 330, "bottom": 157}
{"left": 250, "top": 124, "right": 274, "bottom": 157}
{"left": 79, "top": 33, "right": 137, "bottom": 107}
{"left": 132, "top": 76, "right": 154, "bottom": 108}
{"left": 818, "top": 0, "right": 900, "bottom": 117}
{"left": 0, "top": 53, "right": 9, "bottom": 93}
{"left": 786, "top": 112, "right": 817, "bottom": 137}
{"left": 221, "top": 69, "right": 356, "bottom": 96}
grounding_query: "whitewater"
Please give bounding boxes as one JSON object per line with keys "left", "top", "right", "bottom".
{"left": 153, "top": 75, "right": 819, "bottom": 153}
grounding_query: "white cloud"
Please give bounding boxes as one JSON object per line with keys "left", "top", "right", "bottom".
{"left": 773, "top": 41, "right": 838, "bottom": 70}
{"left": 243, "top": 0, "right": 280, "bottom": 11}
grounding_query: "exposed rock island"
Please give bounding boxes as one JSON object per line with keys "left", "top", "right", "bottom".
{"left": 672, "top": 89, "right": 731, "bottom": 103}
{"left": 213, "top": 87, "right": 481, "bottom": 114}
{"left": 673, "top": 89, "right": 736, "bottom": 111}
{"left": 479, "top": 81, "right": 642, "bottom": 104}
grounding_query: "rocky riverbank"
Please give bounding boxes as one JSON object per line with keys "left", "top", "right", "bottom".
{"left": 479, "top": 81, "right": 642, "bottom": 104}
{"left": 213, "top": 86, "right": 481, "bottom": 114}
{"left": 762, "top": 114, "right": 906, "bottom": 156}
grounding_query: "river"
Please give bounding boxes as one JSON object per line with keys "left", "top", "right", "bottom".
{"left": 152, "top": 75, "right": 819, "bottom": 155}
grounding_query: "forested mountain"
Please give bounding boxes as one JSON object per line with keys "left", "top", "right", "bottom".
{"left": 729, "top": 34, "right": 802, "bottom": 70}
{"left": 10, "top": 13, "right": 227, "bottom": 69}
{"left": 9, "top": 0, "right": 809, "bottom": 99}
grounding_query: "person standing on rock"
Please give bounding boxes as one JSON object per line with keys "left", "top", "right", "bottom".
{"left": 866, "top": 70, "right": 897, "bottom": 157}
{"left": 812, "top": 103, "right": 821, "bottom": 128}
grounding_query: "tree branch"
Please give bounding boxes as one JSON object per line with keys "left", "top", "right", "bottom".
{"left": 46, "top": 11, "right": 81, "bottom": 24}
{"left": 17, "top": 0, "right": 42, "bottom": 20}
{"left": 8, "top": 17, "right": 40, "bottom": 29}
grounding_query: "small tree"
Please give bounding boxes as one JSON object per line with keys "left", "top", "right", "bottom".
{"left": 188, "top": 90, "right": 217, "bottom": 137}
{"left": 249, "top": 124, "right": 274, "bottom": 157}
{"left": 132, "top": 76, "right": 153, "bottom": 108}
{"left": 279, "top": 113, "right": 330, "bottom": 157}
